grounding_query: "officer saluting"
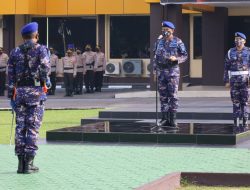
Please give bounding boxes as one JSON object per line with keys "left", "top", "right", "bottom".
{"left": 94, "top": 45, "right": 106, "bottom": 92}
{"left": 48, "top": 47, "right": 58, "bottom": 95}
{"left": 82, "top": 44, "right": 96, "bottom": 93}
{"left": 154, "top": 21, "right": 188, "bottom": 129}
{"left": 62, "top": 49, "right": 77, "bottom": 97}
{"left": 224, "top": 32, "right": 250, "bottom": 133}
{"left": 0, "top": 47, "right": 9, "bottom": 96}
{"left": 8, "top": 22, "right": 50, "bottom": 174}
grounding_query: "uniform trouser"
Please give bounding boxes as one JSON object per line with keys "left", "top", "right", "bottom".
{"left": 64, "top": 73, "right": 74, "bottom": 95}
{"left": 230, "top": 81, "right": 249, "bottom": 119}
{"left": 158, "top": 72, "right": 179, "bottom": 113}
{"left": 94, "top": 71, "right": 104, "bottom": 90}
{"left": 74, "top": 72, "right": 83, "bottom": 93}
{"left": 14, "top": 87, "right": 45, "bottom": 156}
{"left": 84, "top": 70, "right": 94, "bottom": 91}
{"left": 49, "top": 72, "right": 56, "bottom": 94}
{"left": 0, "top": 71, "right": 6, "bottom": 95}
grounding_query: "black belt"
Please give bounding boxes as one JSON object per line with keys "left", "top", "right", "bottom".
{"left": 98, "top": 65, "right": 103, "bottom": 68}
{"left": 64, "top": 67, "right": 73, "bottom": 70}
{"left": 77, "top": 66, "right": 83, "bottom": 68}
{"left": 157, "top": 60, "right": 178, "bottom": 69}
{"left": 51, "top": 66, "right": 56, "bottom": 68}
{"left": 17, "top": 79, "right": 36, "bottom": 87}
{"left": 0, "top": 66, "right": 6, "bottom": 69}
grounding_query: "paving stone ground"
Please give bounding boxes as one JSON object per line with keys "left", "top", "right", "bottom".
{"left": 1, "top": 144, "right": 250, "bottom": 190}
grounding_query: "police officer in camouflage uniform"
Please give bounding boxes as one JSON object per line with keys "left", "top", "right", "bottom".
{"left": 8, "top": 22, "right": 50, "bottom": 174}
{"left": 224, "top": 32, "right": 250, "bottom": 133}
{"left": 154, "top": 21, "right": 188, "bottom": 129}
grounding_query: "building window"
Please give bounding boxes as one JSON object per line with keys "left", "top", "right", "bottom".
{"left": 110, "top": 16, "right": 150, "bottom": 59}
{"left": 193, "top": 16, "right": 202, "bottom": 59}
{"left": 228, "top": 16, "right": 250, "bottom": 48}
{"left": 32, "top": 17, "right": 96, "bottom": 58}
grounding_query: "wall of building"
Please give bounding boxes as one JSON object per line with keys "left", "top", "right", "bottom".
{"left": 15, "top": 15, "right": 26, "bottom": 47}
{"left": 0, "top": 15, "right": 3, "bottom": 48}
{"left": 0, "top": 0, "right": 149, "bottom": 15}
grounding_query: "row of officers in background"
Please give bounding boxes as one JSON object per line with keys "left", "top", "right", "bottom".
{"left": 0, "top": 44, "right": 106, "bottom": 97}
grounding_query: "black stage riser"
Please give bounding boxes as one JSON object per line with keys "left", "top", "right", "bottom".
{"left": 99, "top": 111, "right": 236, "bottom": 120}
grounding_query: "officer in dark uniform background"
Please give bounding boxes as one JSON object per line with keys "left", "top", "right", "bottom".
{"left": 224, "top": 32, "right": 250, "bottom": 133}
{"left": 8, "top": 22, "right": 50, "bottom": 174}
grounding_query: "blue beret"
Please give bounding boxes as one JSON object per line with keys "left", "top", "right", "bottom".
{"left": 21, "top": 22, "right": 38, "bottom": 35}
{"left": 162, "top": 21, "right": 175, "bottom": 29}
{"left": 67, "top": 44, "right": 75, "bottom": 49}
{"left": 235, "top": 32, "right": 246, "bottom": 40}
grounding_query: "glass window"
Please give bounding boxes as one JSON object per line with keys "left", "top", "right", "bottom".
{"left": 228, "top": 16, "right": 250, "bottom": 48}
{"left": 49, "top": 17, "right": 96, "bottom": 58}
{"left": 193, "top": 16, "right": 202, "bottom": 59}
{"left": 32, "top": 17, "right": 47, "bottom": 46}
{"left": 110, "top": 16, "right": 150, "bottom": 59}
{"left": 32, "top": 17, "right": 96, "bottom": 58}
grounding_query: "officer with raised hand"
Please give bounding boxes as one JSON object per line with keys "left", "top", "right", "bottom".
{"left": 224, "top": 32, "right": 250, "bottom": 133}
{"left": 153, "top": 21, "right": 188, "bottom": 129}
{"left": 0, "top": 47, "right": 9, "bottom": 96}
{"left": 8, "top": 22, "right": 50, "bottom": 174}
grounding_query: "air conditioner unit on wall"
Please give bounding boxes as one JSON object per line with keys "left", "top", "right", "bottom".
{"left": 122, "top": 59, "right": 142, "bottom": 75}
{"left": 105, "top": 62, "right": 120, "bottom": 75}
{"left": 145, "top": 62, "right": 152, "bottom": 76}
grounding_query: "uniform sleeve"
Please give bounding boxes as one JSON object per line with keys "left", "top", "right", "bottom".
{"left": 73, "top": 57, "right": 77, "bottom": 76}
{"left": 103, "top": 53, "right": 106, "bottom": 71}
{"left": 39, "top": 46, "right": 50, "bottom": 82}
{"left": 62, "top": 58, "right": 64, "bottom": 74}
{"left": 7, "top": 50, "right": 16, "bottom": 98}
{"left": 93, "top": 53, "right": 97, "bottom": 70}
{"left": 177, "top": 40, "right": 188, "bottom": 64}
{"left": 224, "top": 50, "right": 231, "bottom": 84}
{"left": 82, "top": 54, "right": 86, "bottom": 74}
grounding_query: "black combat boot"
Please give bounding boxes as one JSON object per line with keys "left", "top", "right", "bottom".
{"left": 23, "top": 155, "right": 39, "bottom": 174}
{"left": 233, "top": 117, "right": 240, "bottom": 134}
{"left": 241, "top": 117, "right": 249, "bottom": 132}
{"left": 17, "top": 155, "right": 24, "bottom": 174}
{"left": 159, "top": 112, "right": 170, "bottom": 127}
{"left": 169, "top": 112, "right": 178, "bottom": 128}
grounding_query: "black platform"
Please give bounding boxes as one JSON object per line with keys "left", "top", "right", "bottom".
{"left": 47, "top": 121, "right": 250, "bottom": 145}
{"left": 98, "top": 111, "right": 236, "bottom": 120}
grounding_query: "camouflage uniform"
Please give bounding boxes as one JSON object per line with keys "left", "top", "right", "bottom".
{"left": 154, "top": 36, "right": 188, "bottom": 114}
{"left": 224, "top": 46, "right": 250, "bottom": 129}
{"left": 8, "top": 40, "right": 50, "bottom": 156}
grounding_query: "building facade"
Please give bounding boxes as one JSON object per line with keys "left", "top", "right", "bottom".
{"left": 1, "top": 0, "right": 250, "bottom": 86}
